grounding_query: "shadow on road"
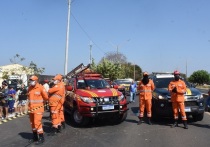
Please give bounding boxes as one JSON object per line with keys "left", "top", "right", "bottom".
{"left": 190, "top": 123, "right": 210, "bottom": 129}
{"left": 18, "top": 132, "right": 32, "bottom": 140}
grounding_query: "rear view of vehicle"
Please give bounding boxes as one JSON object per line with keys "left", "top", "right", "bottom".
{"left": 113, "top": 79, "right": 133, "bottom": 95}
{"left": 64, "top": 64, "right": 128, "bottom": 127}
{"left": 151, "top": 72, "right": 205, "bottom": 121}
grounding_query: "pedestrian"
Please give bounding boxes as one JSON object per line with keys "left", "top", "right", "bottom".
{"left": 168, "top": 70, "right": 188, "bottom": 129}
{"left": 0, "top": 80, "right": 9, "bottom": 119}
{"left": 48, "top": 74, "right": 65, "bottom": 135}
{"left": 129, "top": 80, "right": 137, "bottom": 103}
{"left": 28, "top": 75, "right": 48, "bottom": 144}
{"left": 42, "top": 80, "right": 50, "bottom": 111}
{"left": 17, "top": 84, "right": 28, "bottom": 115}
{"left": 7, "top": 86, "right": 16, "bottom": 117}
{"left": 137, "top": 72, "right": 155, "bottom": 125}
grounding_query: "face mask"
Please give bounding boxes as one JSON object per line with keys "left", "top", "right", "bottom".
{"left": 53, "top": 80, "right": 59, "bottom": 85}
{"left": 174, "top": 75, "right": 180, "bottom": 81}
{"left": 29, "top": 81, "right": 36, "bottom": 86}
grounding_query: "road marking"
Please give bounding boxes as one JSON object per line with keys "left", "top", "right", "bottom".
{"left": 205, "top": 112, "right": 210, "bottom": 116}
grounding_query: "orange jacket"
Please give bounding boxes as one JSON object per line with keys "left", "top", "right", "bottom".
{"left": 138, "top": 79, "right": 155, "bottom": 100}
{"left": 48, "top": 82, "right": 65, "bottom": 106}
{"left": 28, "top": 83, "right": 48, "bottom": 113}
{"left": 168, "top": 79, "right": 186, "bottom": 102}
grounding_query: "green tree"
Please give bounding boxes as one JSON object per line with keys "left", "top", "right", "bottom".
{"left": 28, "top": 61, "right": 45, "bottom": 76}
{"left": 188, "top": 70, "right": 210, "bottom": 85}
{"left": 96, "top": 59, "right": 120, "bottom": 81}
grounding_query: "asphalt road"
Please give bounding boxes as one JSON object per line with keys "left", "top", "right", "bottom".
{"left": 1, "top": 95, "right": 210, "bottom": 147}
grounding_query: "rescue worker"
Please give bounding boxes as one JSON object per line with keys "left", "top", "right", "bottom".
{"left": 0, "top": 81, "right": 9, "bottom": 119}
{"left": 28, "top": 75, "right": 48, "bottom": 144}
{"left": 137, "top": 72, "right": 155, "bottom": 125}
{"left": 48, "top": 74, "right": 65, "bottom": 135}
{"left": 168, "top": 70, "right": 188, "bottom": 129}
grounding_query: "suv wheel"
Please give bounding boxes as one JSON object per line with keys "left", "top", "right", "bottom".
{"left": 193, "top": 113, "right": 204, "bottom": 121}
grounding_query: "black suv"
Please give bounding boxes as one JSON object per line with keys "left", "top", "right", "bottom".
{"left": 151, "top": 72, "right": 205, "bottom": 121}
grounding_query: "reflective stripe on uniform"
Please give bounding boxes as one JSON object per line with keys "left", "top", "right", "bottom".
{"left": 28, "top": 100, "right": 44, "bottom": 103}
{"left": 51, "top": 111, "right": 58, "bottom": 114}
{"left": 51, "top": 94, "right": 62, "bottom": 99}
{"left": 37, "top": 128, "right": 43, "bottom": 133}
{"left": 139, "top": 90, "right": 152, "bottom": 92}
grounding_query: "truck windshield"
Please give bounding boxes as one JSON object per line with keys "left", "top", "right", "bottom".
{"left": 77, "top": 79, "right": 109, "bottom": 89}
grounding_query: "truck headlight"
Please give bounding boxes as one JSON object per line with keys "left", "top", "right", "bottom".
{"left": 118, "top": 94, "right": 125, "bottom": 101}
{"left": 198, "top": 94, "right": 203, "bottom": 100}
{"left": 158, "top": 95, "right": 167, "bottom": 99}
{"left": 80, "top": 96, "right": 95, "bottom": 103}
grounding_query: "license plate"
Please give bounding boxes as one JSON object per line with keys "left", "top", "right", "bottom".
{"left": 102, "top": 105, "right": 114, "bottom": 110}
{"left": 185, "top": 107, "right": 191, "bottom": 112}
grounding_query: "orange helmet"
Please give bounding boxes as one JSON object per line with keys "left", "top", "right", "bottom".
{"left": 53, "top": 74, "right": 63, "bottom": 81}
{"left": 29, "top": 75, "right": 38, "bottom": 81}
{"left": 174, "top": 70, "right": 180, "bottom": 75}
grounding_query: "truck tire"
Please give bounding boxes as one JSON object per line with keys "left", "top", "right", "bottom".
{"left": 71, "top": 108, "right": 90, "bottom": 127}
{"left": 193, "top": 113, "right": 204, "bottom": 121}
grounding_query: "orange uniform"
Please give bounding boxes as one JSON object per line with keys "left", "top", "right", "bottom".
{"left": 59, "top": 81, "right": 66, "bottom": 125}
{"left": 138, "top": 79, "right": 155, "bottom": 118}
{"left": 48, "top": 75, "right": 65, "bottom": 129}
{"left": 28, "top": 78, "right": 48, "bottom": 134}
{"left": 168, "top": 79, "right": 187, "bottom": 121}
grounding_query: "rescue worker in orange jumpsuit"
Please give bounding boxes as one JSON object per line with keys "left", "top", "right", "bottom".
{"left": 137, "top": 72, "right": 155, "bottom": 125}
{"left": 28, "top": 75, "right": 48, "bottom": 144}
{"left": 168, "top": 70, "right": 188, "bottom": 129}
{"left": 48, "top": 74, "right": 65, "bottom": 135}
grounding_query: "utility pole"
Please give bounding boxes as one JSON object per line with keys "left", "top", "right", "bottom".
{"left": 89, "top": 41, "right": 92, "bottom": 64}
{"left": 64, "top": 0, "right": 71, "bottom": 75}
{"left": 186, "top": 60, "right": 188, "bottom": 78}
{"left": 134, "top": 63, "right": 135, "bottom": 80}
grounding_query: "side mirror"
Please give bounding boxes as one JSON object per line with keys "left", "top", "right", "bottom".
{"left": 113, "top": 85, "right": 118, "bottom": 89}
{"left": 66, "top": 85, "right": 73, "bottom": 91}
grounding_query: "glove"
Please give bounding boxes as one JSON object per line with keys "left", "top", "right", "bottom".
{"left": 172, "top": 87, "right": 177, "bottom": 93}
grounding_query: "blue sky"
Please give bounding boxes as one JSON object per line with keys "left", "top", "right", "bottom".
{"left": 0, "top": 0, "right": 210, "bottom": 78}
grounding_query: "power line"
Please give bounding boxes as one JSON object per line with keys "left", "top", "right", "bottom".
{"left": 71, "top": 12, "right": 107, "bottom": 55}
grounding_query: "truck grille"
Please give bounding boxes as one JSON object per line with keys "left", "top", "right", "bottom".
{"left": 185, "top": 101, "right": 198, "bottom": 107}
{"left": 93, "top": 96, "right": 119, "bottom": 105}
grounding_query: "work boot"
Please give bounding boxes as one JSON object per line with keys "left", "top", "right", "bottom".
{"left": 61, "top": 121, "right": 66, "bottom": 129}
{"left": 35, "top": 133, "right": 45, "bottom": 145}
{"left": 57, "top": 125, "right": 62, "bottom": 133}
{"left": 137, "top": 117, "right": 143, "bottom": 125}
{"left": 171, "top": 119, "right": 178, "bottom": 128}
{"left": 148, "top": 117, "right": 152, "bottom": 125}
{"left": 28, "top": 132, "right": 38, "bottom": 143}
{"left": 183, "top": 120, "right": 188, "bottom": 129}
{"left": 49, "top": 127, "right": 57, "bottom": 136}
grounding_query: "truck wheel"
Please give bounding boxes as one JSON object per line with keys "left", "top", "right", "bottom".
{"left": 71, "top": 108, "right": 90, "bottom": 127}
{"left": 193, "top": 113, "right": 204, "bottom": 121}
{"left": 119, "top": 111, "right": 127, "bottom": 122}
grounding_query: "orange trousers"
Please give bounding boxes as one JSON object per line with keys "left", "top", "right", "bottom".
{"left": 51, "top": 104, "right": 62, "bottom": 128}
{"left": 172, "top": 102, "right": 187, "bottom": 120}
{"left": 139, "top": 99, "right": 152, "bottom": 118}
{"left": 29, "top": 112, "right": 44, "bottom": 134}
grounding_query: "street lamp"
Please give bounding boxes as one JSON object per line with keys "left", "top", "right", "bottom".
{"left": 64, "top": 0, "right": 71, "bottom": 75}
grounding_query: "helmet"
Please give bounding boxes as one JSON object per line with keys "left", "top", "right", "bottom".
{"left": 53, "top": 74, "right": 63, "bottom": 81}
{"left": 29, "top": 75, "right": 38, "bottom": 81}
{"left": 44, "top": 80, "right": 49, "bottom": 83}
{"left": 174, "top": 70, "right": 180, "bottom": 75}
